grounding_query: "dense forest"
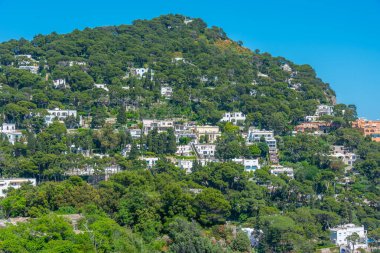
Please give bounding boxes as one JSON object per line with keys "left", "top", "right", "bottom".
{"left": 0, "top": 14, "right": 378, "bottom": 253}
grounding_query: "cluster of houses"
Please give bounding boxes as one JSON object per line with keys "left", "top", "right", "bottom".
{"left": 130, "top": 112, "right": 295, "bottom": 177}
{"left": 352, "top": 118, "right": 380, "bottom": 142}
{"left": 294, "top": 105, "right": 335, "bottom": 135}
{"left": 15, "top": 55, "right": 39, "bottom": 74}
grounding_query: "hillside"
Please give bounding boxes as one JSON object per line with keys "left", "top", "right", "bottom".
{"left": 0, "top": 14, "right": 378, "bottom": 253}
{"left": 0, "top": 14, "right": 341, "bottom": 130}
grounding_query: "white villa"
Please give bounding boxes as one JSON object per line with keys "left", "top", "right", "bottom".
{"left": 0, "top": 178, "right": 36, "bottom": 197}
{"left": 281, "top": 63, "right": 292, "bottom": 72}
{"left": 45, "top": 108, "right": 77, "bottom": 125}
{"left": 232, "top": 158, "right": 260, "bottom": 171}
{"left": 177, "top": 160, "right": 193, "bottom": 173}
{"left": 194, "top": 126, "right": 221, "bottom": 144}
{"left": 316, "top": 105, "right": 334, "bottom": 116}
{"left": 161, "top": 86, "right": 173, "bottom": 99}
{"left": 129, "top": 129, "right": 142, "bottom": 139}
{"left": 270, "top": 165, "right": 294, "bottom": 178}
{"left": 331, "top": 146, "right": 358, "bottom": 167}
{"left": 194, "top": 144, "right": 216, "bottom": 158}
{"left": 18, "top": 65, "right": 39, "bottom": 74}
{"left": 140, "top": 157, "right": 159, "bottom": 169}
{"left": 128, "top": 68, "right": 152, "bottom": 80}
{"left": 305, "top": 105, "right": 334, "bottom": 122}
{"left": 53, "top": 79, "right": 67, "bottom": 88}
{"left": 176, "top": 145, "right": 193, "bottom": 157}
{"left": 330, "top": 224, "right": 368, "bottom": 249}
{"left": 94, "top": 83, "right": 109, "bottom": 92}
{"left": 0, "top": 123, "right": 23, "bottom": 145}
{"left": 247, "top": 128, "right": 277, "bottom": 151}
{"left": 220, "top": 112, "right": 246, "bottom": 125}
{"left": 142, "top": 119, "right": 174, "bottom": 135}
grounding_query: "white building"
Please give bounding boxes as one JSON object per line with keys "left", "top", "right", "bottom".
{"left": 194, "top": 126, "right": 221, "bottom": 144}
{"left": 176, "top": 145, "right": 193, "bottom": 157}
{"left": 270, "top": 165, "right": 294, "bottom": 178}
{"left": 184, "top": 18, "right": 193, "bottom": 25}
{"left": 129, "top": 129, "right": 142, "bottom": 139}
{"left": 330, "top": 224, "right": 368, "bottom": 249}
{"left": 257, "top": 72, "right": 269, "bottom": 78}
{"left": 194, "top": 144, "right": 216, "bottom": 158}
{"left": 247, "top": 128, "right": 274, "bottom": 142}
{"left": 281, "top": 63, "right": 292, "bottom": 72}
{"left": 305, "top": 115, "right": 319, "bottom": 122}
{"left": 177, "top": 160, "right": 193, "bottom": 173}
{"left": 15, "top": 54, "right": 32, "bottom": 59}
{"left": 220, "top": 112, "right": 246, "bottom": 125}
{"left": 232, "top": 158, "right": 261, "bottom": 171}
{"left": 53, "top": 79, "right": 67, "bottom": 88}
{"left": 128, "top": 68, "right": 152, "bottom": 79}
{"left": 140, "top": 157, "right": 159, "bottom": 169}
{"left": 161, "top": 86, "right": 173, "bottom": 99}
{"left": 142, "top": 119, "right": 174, "bottom": 135}
{"left": 69, "top": 61, "right": 86, "bottom": 67}
{"left": 331, "top": 146, "right": 357, "bottom": 166}
{"left": 0, "top": 178, "right": 36, "bottom": 197}
{"left": 316, "top": 105, "right": 334, "bottom": 117}
{"left": 247, "top": 128, "right": 277, "bottom": 151}
{"left": 45, "top": 108, "right": 77, "bottom": 125}
{"left": 18, "top": 65, "right": 39, "bottom": 74}
{"left": 94, "top": 84, "right": 109, "bottom": 92}
{"left": 0, "top": 123, "right": 23, "bottom": 145}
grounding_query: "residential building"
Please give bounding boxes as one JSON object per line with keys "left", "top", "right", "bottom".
{"left": 257, "top": 72, "right": 269, "bottom": 78}
{"left": 176, "top": 145, "right": 193, "bottom": 157}
{"left": 330, "top": 224, "right": 368, "bottom": 249}
{"left": 281, "top": 63, "right": 292, "bottom": 72}
{"left": 194, "top": 144, "right": 216, "bottom": 158}
{"left": 331, "top": 146, "right": 357, "bottom": 166}
{"left": 220, "top": 112, "right": 246, "bottom": 125}
{"left": 294, "top": 122, "right": 332, "bottom": 134}
{"left": 231, "top": 158, "right": 260, "bottom": 171}
{"left": 15, "top": 54, "right": 32, "bottom": 59}
{"left": 305, "top": 115, "right": 319, "bottom": 122}
{"left": 94, "top": 83, "right": 109, "bottom": 92}
{"left": 0, "top": 178, "right": 36, "bottom": 197}
{"left": 128, "top": 68, "right": 151, "bottom": 79}
{"left": 53, "top": 79, "right": 67, "bottom": 88}
{"left": 45, "top": 108, "right": 77, "bottom": 125}
{"left": 18, "top": 65, "right": 38, "bottom": 74}
{"left": 270, "top": 165, "right": 294, "bottom": 178}
{"left": 68, "top": 61, "right": 86, "bottom": 67}
{"left": 177, "top": 160, "right": 193, "bottom": 173}
{"left": 247, "top": 128, "right": 274, "bottom": 142}
{"left": 140, "top": 157, "right": 159, "bottom": 169}
{"left": 142, "top": 119, "right": 174, "bottom": 135}
{"left": 352, "top": 118, "right": 380, "bottom": 142}
{"left": 247, "top": 128, "right": 277, "bottom": 151}
{"left": 315, "top": 105, "right": 334, "bottom": 117}
{"left": 129, "top": 129, "right": 142, "bottom": 139}
{"left": 194, "top": 126, "right": 221, "bottom": 143}
{"left": 160, "top": 86, "right": 173, "bottom": 99}
{"left": 0, "top": 123, "right": 23, "bottom": 145}
{"left": 184, "top": 18, "right": 193, "bottom": 25}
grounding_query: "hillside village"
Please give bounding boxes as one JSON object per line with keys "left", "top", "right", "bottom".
{"left": 0, "top": 14, "right": 378, "bottom": 253}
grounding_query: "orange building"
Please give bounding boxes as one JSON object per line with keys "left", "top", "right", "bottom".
{"left": 352, "top": 119, "right": 380, "bottom": 142}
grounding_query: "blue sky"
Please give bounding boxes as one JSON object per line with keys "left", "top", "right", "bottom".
{"left": 0, "top": 0, "right": 379, "bottom": 118}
